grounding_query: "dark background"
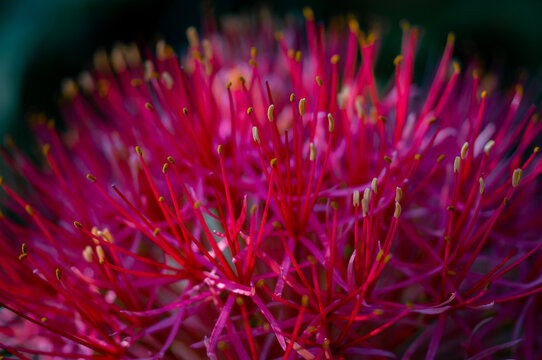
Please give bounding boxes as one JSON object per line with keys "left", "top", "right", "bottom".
{"left": 1, "top": 0, "right": 542, "bottom": 141}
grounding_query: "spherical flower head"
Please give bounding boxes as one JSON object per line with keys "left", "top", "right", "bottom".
{"left": 1, "top": 9, "right": 542, "bottom": 360}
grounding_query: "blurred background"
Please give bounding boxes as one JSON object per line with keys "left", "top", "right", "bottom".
{"left": 1, "top": 0, "right": 542, "bottom": 142}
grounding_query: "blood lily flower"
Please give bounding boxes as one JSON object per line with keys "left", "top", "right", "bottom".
{"left": 1, "top": 8, "right": 542, "bottom": 360}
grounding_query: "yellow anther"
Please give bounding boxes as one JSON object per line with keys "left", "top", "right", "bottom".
{"left": 437, "top": 154, "right": 446, "bottom": 163}
{"left": 250, "top": 47, "right": 257, "bottom": 59}
{"left": 96, "top": 245, "right": 106, "bottom": 264}
{"left": 454, "top": 156, "right": 461, "bottom": 173}
{"left": 193, "top": 201, "right": 201, "bottom": 209}
{"left": 217, "top": 145, "right": 222, "bottom": 155}
{"left": 328, "top": 113, "right": 335, "bottom": 132}
{"left": 252, "top": 126, "right": 260, "bottom": 144}
{"left": 290, "top": 93, "right": 295, "bottom": 103}
{"left": 82, "top": 245, "right": 93, "bottom": 263}
{"left": 226, "top": 81, "right": 232, "bottom": 90}
{"left": 353, "top": 190, "right": 360, "bottom": 207}
{"left": 236, "top": 297, "right": 245, "bottom": 306}
{"left": 135, "top": 146, "right": 143, "bottom": 156}
{"left": 301, "top": 294, "right": 309, "bottom": 307}
{"left": 371, "top": 177, "right": 378, "bottom": 194}
{"left": 484, "top": 140, "right": 495, "bottom": 156}
{"left": 73, "top": 221, "right": 82, "bottom": 228}
{"left": 42, "top": 144, "right": 51, "bottom": 156}
{"left": 153, "top": 228, "right": 161, "bottom": 236}
{"left": 479, "top": 177, "right": 485, "bottom": 194}
{"left": 316, "top": 76, "right": 323, "bottom": 87}
{"left": 167, "top": 156, "right": 175, "bottom": 163}
{"left": 394, "top": 55, "right": 403, "bottom": 66}
{"left": 394, "top": 202, "right": 402, "bottom": 218}
{"left": 331, "top": 54, "right": 340, "bottom": 64}
{"left": 270, "top": 158, "right": 277, "bottom": 168}
{"left": 267, "top": 104, "right": 274, "bottom": 122}
{"left": 395, "top": 187, "right": 403, "bottom": 202}
{"left": 55, "top": 268, "right": 61, "bottom": 281}
{"left": 309, "top": 142, "right": 316, "bottom": 161}
{"left": 86, "top": 174, "right": 97, "bottom": 182}
{"left": 247, "top": 107, "right": 253, "bottom": 115}
{"left": 299, "top": 98, "right": 306, "bottom": 115}
{"left": 453, "top": 61, "right": 461, "bottom": 74}
{"left": 461, "top": 142, "right": 469, "bottom": 160}
{"left": 302, "top": 7, "right": 314, "bottom": 20}
{"left": 162, "top": 163, "right": 169, "bottom": 174}
{"left": 25, "top": 205, "right": 34, "bottom": 216}
{"left": 512, "top": 168, "right": 523, "bottom": 187}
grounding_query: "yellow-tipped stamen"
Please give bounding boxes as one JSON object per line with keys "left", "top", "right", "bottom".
{"left": 371, "top": 177, "right": 378, "bottom": 194}
{"left": 309, "top": 142, "right": 316, "bottom": 161}
{"left": 395, "top": 187, "right": 403, "bottom": 202}
{"left": 217, "top": 145, "right": 223, "bottom": 155}
{"left": 267, "top": 104, "right": 274, "bottom": 122}
{"left": 484, "top": 140, "right": 495, "bottom": 156}
{"left": 82, "top": 246, "right": 93, "bottom": 263}
{"left": 394, "top": 202, "right": 402, "bottom": 218}
{"left": 55, "top": 268, "right": 61, "bottom": 281}
{"left": 479, "top": 177, "right": 485, "bottom": 194}
{"left": 353, "top": 190, "right": 360, "bottom": 207}
{"left": 328, "top": 113, "right": 335, "bottom": 132}
{"left": 252, "top": 126, "right": 260, "bottom": 144}
{"left": 299, "top": 98, "right": 306, "bottom": 116}
{"left": 96, "top": 245, "right": 106, "bottom": 264}
{"left": 512, "top": 168, "right": 523, "bottom": 187}
{"left": 460, "top": 142, "right": 469, "bottom": 160}
{"left": 454, "top": 156, "right": 461, "bottom": 173}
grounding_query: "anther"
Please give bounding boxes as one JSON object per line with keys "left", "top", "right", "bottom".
{"left": 82, "top": 246, "right": 93, "bottom": 263}
{"left": 135, "top": 146, "right": 143, "bottom": 156}
{"left": 145, "top": 103, "right": 154, "bottom": 111}
{"left": 479, "top": 177, "right": 484, "bottom": 194}
{"left": 309, "top": 142, "right": 316, "bottom": 161}
{"left": 371, "top": 177, "right": 378, "bottom": 194}
{"left": 73, "top": 221, "right": 82, "bottom": 228}
{"left": 299, "top": 98, "right": 306, "bottom": 116}
{"left": 267, "top": 104, "right": 274, "bottom": 122}
{"left": 454, "top": 156, "right": 460, "bottom": 173}
{"left": 96, "top": 246, "right": 105, "bottom": 264}
{"left": 42, "top": 144, "right": 51, "bottom": 156}
{"left": 395, "top": 187, "right": 403, "bottom": 202}
{"left": 252, "top": 127, "right": 260, "bottom": 144}
{"left": 301, "top": 295, "right": 309, "bottom": 307}
{"left": 394, "top": 202, "right": 402, "bottom": 218}
{"left": 512, "top": 169, "right": 523, "bottom": 187}
{"left": 217, "top": 144, "right": 223, "bottom": 155}
{"left": 270, "top": 158, "right": 277, "bottom": 168}
{"left": 247, "top": 107, "right": 253, "bottom": 115}
{"left": 86, "top": 174, "right": 97, "bottom": 182}
{"left": 55, "top": 268, "right": 61, "bottom": 281}
{"left": 331, "top": 54, "right": 340, "bottom": 64}
{"left": 484, "top": 140, "right": 495, "bottom": 156}
{"left": 353, "top": 190, "right": 360, "bottom": 207}
{"left": 461, "top": 142, "right": 469, "bottom": 160}
{"left": 162, "top": 163, "right": 169, "bottom": 174}
{"left": 316, "top": 76, "right": 323, "bottom": 87}
{"left": 437, "top": 154, "right": 445, "bottom": 163}
{"left": 328, "top": 113, "right": 335, "bottom": 132}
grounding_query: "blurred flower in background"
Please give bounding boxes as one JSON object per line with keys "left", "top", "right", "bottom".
{"left": 2, "top": 0, "right": 542, "bottom": 140}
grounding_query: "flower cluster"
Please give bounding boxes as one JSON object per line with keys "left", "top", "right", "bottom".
{"left": 1, "top": 8, "right": 542, "bottom": 360}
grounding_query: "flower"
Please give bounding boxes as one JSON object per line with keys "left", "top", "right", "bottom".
{"left": 1, "top": 8, "right": 542, "bottom": 360}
